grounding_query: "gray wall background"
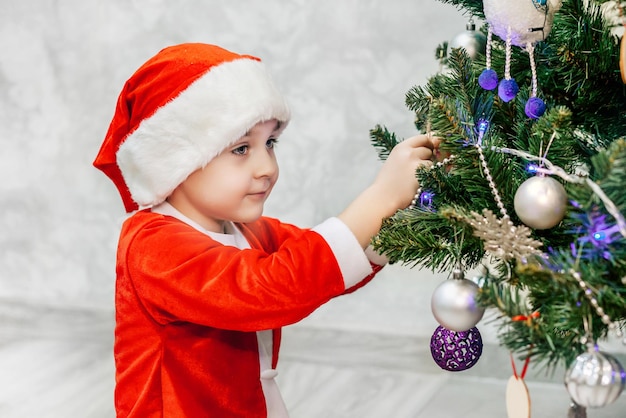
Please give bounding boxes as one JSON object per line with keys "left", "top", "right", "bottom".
{"left": 1, "top": 0, "right": 503, "bottom": 341}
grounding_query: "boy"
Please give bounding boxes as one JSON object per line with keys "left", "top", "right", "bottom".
{"left": 94, "top": 43, "right": 434, "bottom": 417}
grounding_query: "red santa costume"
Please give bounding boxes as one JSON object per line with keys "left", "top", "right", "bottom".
{"left": 94, "top": 43, "right": 386, "bottom": 417}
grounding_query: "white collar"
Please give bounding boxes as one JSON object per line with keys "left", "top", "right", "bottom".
{"left": 151, "top": 202, "right": 250, "bottom": 249}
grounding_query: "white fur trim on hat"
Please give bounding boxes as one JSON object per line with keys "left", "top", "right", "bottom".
{"left": 116, "top": 58, "right": 290, "bottom": 208}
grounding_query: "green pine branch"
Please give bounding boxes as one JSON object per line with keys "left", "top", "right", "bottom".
{"left": 369, "top": 124, "right": 399, "bottom": 161}
{"left": 370, "top": 0, "right": 626, "bottom": 372}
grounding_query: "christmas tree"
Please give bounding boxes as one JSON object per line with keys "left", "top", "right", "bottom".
{"left": 370, "top": 0, "right": 626, "bottom": 413}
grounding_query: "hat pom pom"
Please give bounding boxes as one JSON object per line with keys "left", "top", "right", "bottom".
{"left": 525, "top": 97, "right": 546, "bottom": 119}
{"left": 478, "top": 69, "right": 499, "bottom": 91}
{"left": 498, "top": 78, "right": 519, "bottom": 102}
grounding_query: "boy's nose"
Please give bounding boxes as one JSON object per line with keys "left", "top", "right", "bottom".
{"left": 254, "top": 150, "right": 278, "bottom": 178}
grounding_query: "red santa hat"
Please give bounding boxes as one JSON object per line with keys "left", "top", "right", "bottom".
{"left": 93, "top": 43, "right": 291, "bottom": 212}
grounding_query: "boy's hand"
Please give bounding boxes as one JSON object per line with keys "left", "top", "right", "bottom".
{"left": 338, "top": 134, "right": 436, "bottom": 248}
{"left": 372, "top": 134, "right": 435, "bottom": 212}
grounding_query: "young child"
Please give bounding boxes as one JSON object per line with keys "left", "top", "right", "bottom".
{"left": 94, "top": 43, "right": 434, "bottom": 417}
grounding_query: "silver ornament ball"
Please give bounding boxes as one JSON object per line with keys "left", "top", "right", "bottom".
{"left": 514, "top": 175, "right": 567, "bottom": 229}
{"left": 431, "top": 272, "right": 485, "bottom": 332}
{"left": 449, "top": 22, "right": 486, "bottom": 60}
{"left": 564, "top": 349, "right": 626, "bottom": 408}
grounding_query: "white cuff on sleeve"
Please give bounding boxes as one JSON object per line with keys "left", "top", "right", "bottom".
{"left": 312, "top": 217, "right": 374, "bottom": 289}
{"left": 365, "top": 245, "right": 389, "bottom": 267}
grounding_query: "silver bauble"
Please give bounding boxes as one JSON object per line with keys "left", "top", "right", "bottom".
{"left": 514, "top": 175, "right": 567, "bottom": 230}
{"left": 449, "top": 22, "right": 486, "bottom": 60}
{"left": 431, "top": 269, "right": 485, "bottom": 332}
{"left": 564, "top": 349, "right": 626, "bottom": 408}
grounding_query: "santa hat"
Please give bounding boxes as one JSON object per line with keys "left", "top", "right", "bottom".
{"left": 93, "top": 43, "right": 291, "bottom": 212}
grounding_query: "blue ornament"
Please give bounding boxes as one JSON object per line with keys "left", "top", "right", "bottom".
{"left": 419, "top": 190, "right": 435, "bottom": 208}
{"left": 526, "top": 164, "right": 539, "bottom": 173}
{"left": 478, "top": 69, "right": 498, "bottom": 90}
{"left": 525, "top": 97, "right": 546, "bottom": 119}
{"left": 498, "top": 78, "right": 519, "bottom": 102}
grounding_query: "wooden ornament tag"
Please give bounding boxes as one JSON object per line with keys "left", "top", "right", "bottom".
{"left": 506, "top": 375, "right": 531, "bottom": 418}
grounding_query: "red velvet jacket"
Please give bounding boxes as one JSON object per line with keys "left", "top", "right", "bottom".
{"left": 114, "top": 208, "right": 382, "bottom": 417}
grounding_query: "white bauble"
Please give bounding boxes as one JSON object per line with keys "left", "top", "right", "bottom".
{"left": 514, "top": 175, "right": 567, "bottom": 230}
{"left": 431, "top": 270, "right": 485, "bottom": 332}
{"left": 483, "top": 0, "right": 563, "bottom": 46}
{"left": 565, "top": 349, "right": 626, "bottom": 408}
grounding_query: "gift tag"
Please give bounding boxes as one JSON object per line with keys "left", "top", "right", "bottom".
{"left": 506, "top": 375, "right": 531, "bottom": 418}
{"left": 506, "top": 352, "right": 531, "bottom": 417}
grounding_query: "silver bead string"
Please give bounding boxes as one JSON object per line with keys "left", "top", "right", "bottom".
{"left": 493, "top": 145, "right": 626, "bottom": 238}
{"left": 475, "top": 144, "right": 508, "bottom": 219}
{"left": 410, "top": 155, "right": 456, "bottom": 209}
{"left": 410, "top": 189, "right": 421, "bottom": 208}
{"left": 571, "top": 269, "right": 625, "bottom": 344}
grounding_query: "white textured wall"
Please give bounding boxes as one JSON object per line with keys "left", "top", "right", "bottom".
{"left": 1, "top": 1, "right": 476, "bottom": 339}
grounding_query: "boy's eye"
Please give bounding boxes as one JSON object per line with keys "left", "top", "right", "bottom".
{"left": 266, "top": 138, "right": 278, "bottom": 149}
{"left": 232, "top": 145, "right": 248, "bottom": 155}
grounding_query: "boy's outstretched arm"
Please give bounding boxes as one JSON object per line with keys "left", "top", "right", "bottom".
{"left": 338, "top": 134, "right": 434, "bottom": 248}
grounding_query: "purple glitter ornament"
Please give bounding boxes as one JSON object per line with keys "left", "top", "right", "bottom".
{"left": 430, "top": 325, "right": 483, "bottom": 371}
{"left": 478, "top": 68, "right": 498, "bottom": 90}
{"left": 525, "top": 97, "right": 546, "bottom": 119}
{"left": 498, "top": 78, "right": 519, "bottom": 102}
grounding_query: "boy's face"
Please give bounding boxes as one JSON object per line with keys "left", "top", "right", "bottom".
{"left": 167, "top": 119, "right": 281, "bottom": 232}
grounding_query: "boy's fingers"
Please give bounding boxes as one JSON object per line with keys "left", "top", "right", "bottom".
{"left": 404, "top": 134, "right": 434, "bottom": 149}
{"left": 429, "top": 135, "right": 443, "bottom": 149}
{"left": 415, "top": 146, "right": 434, "bottom": 160}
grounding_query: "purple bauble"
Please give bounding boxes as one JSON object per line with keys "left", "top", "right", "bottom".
{"left": 498, "top": 78, "right": 519, "bottom": 102}
{"left": 524, "top": 97, "right": 546, "bottom": 119}
{"left": 430, "top": 325, "right": 483, "bottom": 372}
{"left": 478, "top": 69, "right": 498, "bottom": 90}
